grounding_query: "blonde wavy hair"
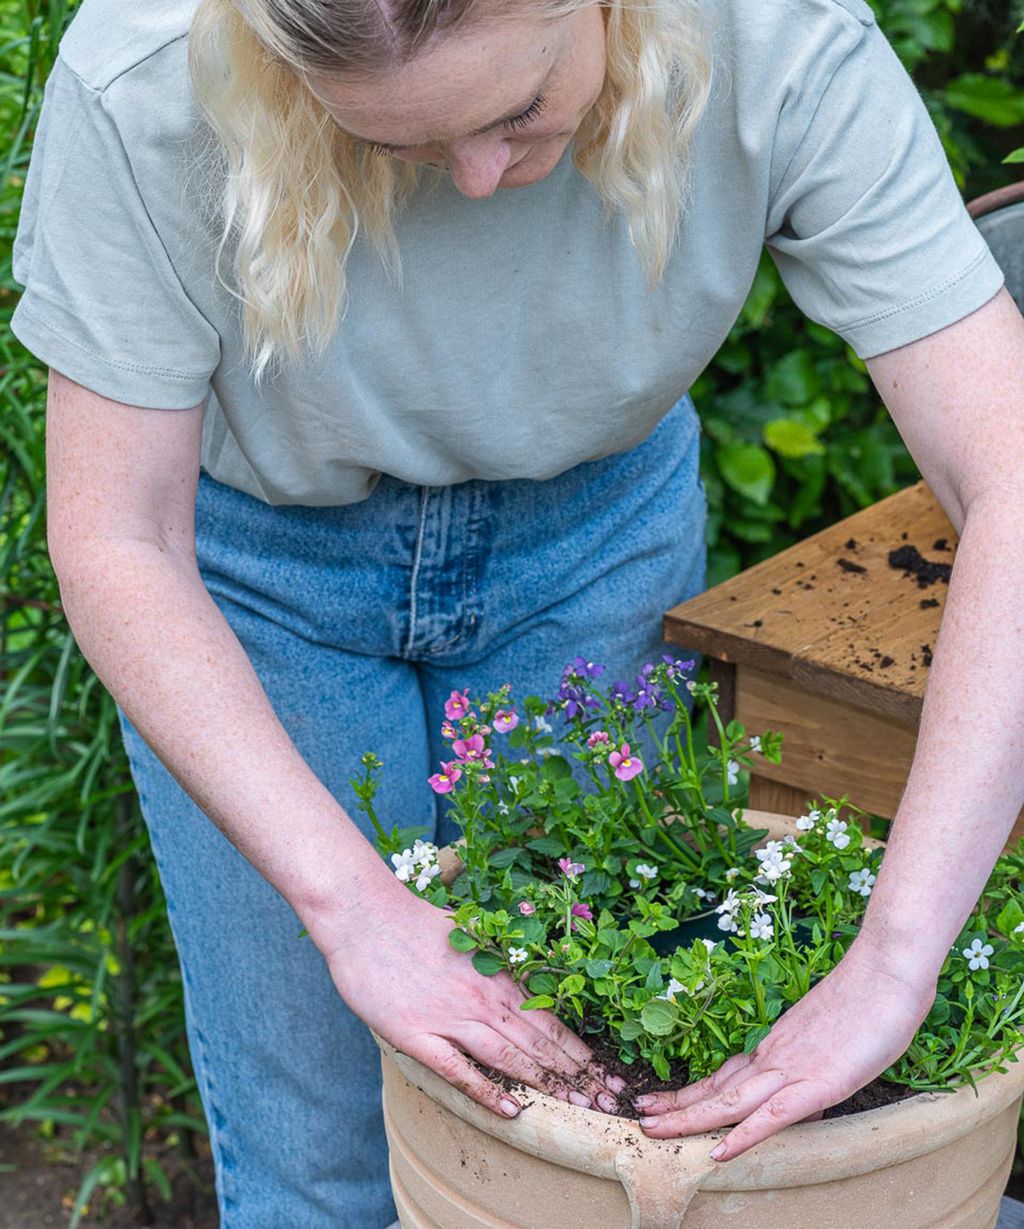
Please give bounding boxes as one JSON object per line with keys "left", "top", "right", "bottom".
{"left": 186, "top": 0, "right": 715, "bottom": 386}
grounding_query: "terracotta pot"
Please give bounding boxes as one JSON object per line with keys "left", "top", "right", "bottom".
{"left": 373, "top": 810, "right": 1024, "bottom": 1228}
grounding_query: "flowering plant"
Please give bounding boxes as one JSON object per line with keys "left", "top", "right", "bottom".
{"left": 360, "top": 657, "right": 1024, "bottom": 1096}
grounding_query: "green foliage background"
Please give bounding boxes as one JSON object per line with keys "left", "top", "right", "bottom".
{"left": 0, "top": 0, "right": 1022, "bottom": 1221}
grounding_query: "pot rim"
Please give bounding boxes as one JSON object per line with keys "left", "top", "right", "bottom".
{"left": 378, "top": 808, "right": 1024, "bottom": 1191}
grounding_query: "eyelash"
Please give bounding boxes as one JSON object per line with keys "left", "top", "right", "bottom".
{"left": 366, "top": 93, "right": 547, "bottom": 156}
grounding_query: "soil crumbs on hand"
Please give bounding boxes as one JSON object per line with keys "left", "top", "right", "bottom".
{"left": 475, "top": 1020, "right": 918, "bottom": 1121}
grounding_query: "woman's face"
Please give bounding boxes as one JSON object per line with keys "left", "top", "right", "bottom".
{"left": 306, "top": 5, "right": 607, "bottom": 199}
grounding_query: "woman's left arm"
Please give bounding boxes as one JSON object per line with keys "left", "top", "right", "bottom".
{"left": 637, "top": 285, "right": 1024, "bottom": 1160}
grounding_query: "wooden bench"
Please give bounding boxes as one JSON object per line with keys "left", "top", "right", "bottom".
{"left": 664, "top": 479, "right": 1024, "bottom": 851}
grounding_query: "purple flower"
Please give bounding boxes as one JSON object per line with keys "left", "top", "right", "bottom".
{"left": 570, "top": 656, "right": 605, "bottom": 680}
{"left": 428, "top": 762, "right": 462, "bottom": 794}
{"left": 518, "top": 901, "right": 536, "bottom": 916}
{"left": 452, "top": 733, "right": 487, "bottom": 762}
{"left": 609, "top": 679, "right": 636, "bottom": 707}
{"left": 587, "top": 730, "right": 610, "bottom": 748}
{"left": 444, "top": 689, "right": 471, "bottom": 720}
{"left": 558, "top": 857, "right": 586, "bottom": 878}
{"left": 570, "top": 902, "right": 593, "bottom": 921}
{"left": 662, "top": 655, "right": 697, "bottom": 680}
{"left": 609, "top": 743, "right": 644, "bottom": 782}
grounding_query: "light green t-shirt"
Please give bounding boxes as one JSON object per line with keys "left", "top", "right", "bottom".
{"left": 10, "top": 0, "right": 1004, "bottom": 506}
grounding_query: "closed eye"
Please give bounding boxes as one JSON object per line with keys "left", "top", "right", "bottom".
{"left": 365, "top": 92, "right": 548, "bottom": 156}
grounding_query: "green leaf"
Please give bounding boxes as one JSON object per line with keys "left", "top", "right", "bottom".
{"left": 519, "top": 995, "right": 555, "bottom": 1010}
{"left": 717, "top": 443, "right": 776, "bottom": 506}
{"left": 489, "top": 847, "right": 527, "bottom": 869}
{"left": 526, "top": 836, "right": 564, "bottom": 857}
{"left": 586, "top": 959, "right": 614, "bottom": 979}
{"left": 541, "top": 755, "right": 573, "bottom": 782}
{"left": 765, "top": 350, "right": 820, "bottom": 407}
{"left": 640, "top": 998, "right": 679, "bottom": 1037}
{"left": 528, "top": 972, "right": 558, "bottom": 996}
{"left": 618, "top": 1019, "right": 645, "bottom": 1041}
{"left": 561, "top": 973, "right": 585, "bottom": 996}
{"left": 944, "top": 75, "right": 1024, "bottom": 127}
{"left": 764, "top": 418, "right": 825, "bottom": 459}
{"left": 996, "top": 900, "right": 1024, "bottom": 937}
{"left": 472, "top": 950, "right": 505, "bottom": 976}
{"left": 448, "top": 929, "right": 477, "bottom": 952}
{"left": 743, "top": 1024, "right": 772, "bottom": 1054}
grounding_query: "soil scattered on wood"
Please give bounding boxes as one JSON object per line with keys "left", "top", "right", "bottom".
{"left": 837, "top": 558, "right": 867, "bottom": 575}
{"left": 888, "top": 544, "right": 952, "bottom": 588}
{"left": 920, "top": 597, "right": 940, "bottom": 610}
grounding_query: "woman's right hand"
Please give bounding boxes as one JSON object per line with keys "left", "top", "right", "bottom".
{"left": 319, "top": 883, "right": 626, "bottom": 1118}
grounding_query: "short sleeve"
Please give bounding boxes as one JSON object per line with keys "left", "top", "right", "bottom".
{"left": 764, "top": 10, "right": 1005, "bottom": 360}
{"left": 10, "top": 56, "right": 221, "bottom": 408}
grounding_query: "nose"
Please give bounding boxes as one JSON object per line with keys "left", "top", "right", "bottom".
{"left": 445, "top": 136, "right": 514, "bottom": 199}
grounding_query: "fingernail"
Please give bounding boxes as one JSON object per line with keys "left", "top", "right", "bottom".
{"left": 569, "top": 1090, "right": 592, "bottom": 1107}
{"left": 499, "top": 1098, "right": 520, "bottom": 1117}
{"left": 596, "top": 1092, "right": 616, "bottom": 1112}
{"left": 605, "top": 1075, "right": 627, "bottom": 1093}
{"left": 640, "top": 1116, "right": 660, "bottom": 1128}
{"left": 634, "top": 1094, "right": 654, "bottom": 1108}
{"left": 710, "top": 1142, "right": 727, "bottom": 1160}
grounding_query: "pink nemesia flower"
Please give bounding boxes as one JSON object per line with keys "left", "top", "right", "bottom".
{"left": 570, "top": 902, "right": 593, "bottom": 921}
{"left": 558, "top": 857, "right": 586, "bottom": 878}
{"left": 428, "top": 761, "right": 462, "bottom": 794}
{"left": 587, "top": 731, "right": 610, "bottom": 747}
{"left": 609, "top": 743, "right": 644, "bottom": 781}
{"left": 441, "top": 720, "right": 457, "bottom": 740}
{"left": 518, "top": 901, "right": 536, "bottom": 915}
{"left": 452, "top": 733, "right": 486, "bottom": 762}
{"left": 494, "top": 709, "right": 519, "bottom": 733}
{"left": 444, "top": 689, "right": 471, "bottom": 721}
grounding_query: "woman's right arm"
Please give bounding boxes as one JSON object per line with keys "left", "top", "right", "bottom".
{"left": 45, "top": 370, "right": 623, "bottom": 1116}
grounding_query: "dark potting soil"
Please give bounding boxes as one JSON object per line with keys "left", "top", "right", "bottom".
{"left": 474, "top": 1018, "right": 919, "bottom": 1122}
{"left": 888, "top": 544, "right": 952, "bottom": 588}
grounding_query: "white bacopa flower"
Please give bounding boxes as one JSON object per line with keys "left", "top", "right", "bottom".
{"left": 533, "top": 716, "right": 554, "bottom": 735}
{"left": 508, "top": 947, "right": 529, "bottom": 964}
{"left": 782, "top": 834, "right": 803, "bottom": 850}
{"left": 754, "top": 851, "right": 791, "bottom": 884}
{"left": 963, "top": 938, "right": 995, "bottom": 971}
{"left": 635, "top": 863, "right": 659, "bottom": 880}
{"left": 724, "top": 867, "right": 741, "bottom": 883}
{"left": 848, "top": 868, "right": 876, "bottom": 897}
{"left": 795, "top": 814, "right": 815, "bottom": 831}
{"left": 717, "top": 912, "right": 741, "bottom": 933}
{"left": 629, "top": 878, "right": 641, "bottom": 888}
{"left": 390, "top": 848, "right": 417, "bottom": 881}
{"left": 411, "top": 839, "right": 439, "bottom": 867}
{"left": 826, "top": 818, "right": 851, "bottom": 850}
{"left": 1015, "top": 922, "right": 1024, "bottom": 935}
{"left": 700, "top": 938, "right": 717, "bottom": 954}
{"left": 751, "top": 887, "right": 778, "bottom": 906}
{"left": 656, "top": 977, "right": 687, "bottom": 1001}
{"left": 414, "top": 863, "right": 442, "bottom": 892}
{"left": 726, "top": 759, "right": 740, "bottom": 786}
{"left": 749, "top": 912, "right": 774, "bottom": 941}
{"left": 715, "top": 889, "right": 742, "bottom": 916}
{"left": 496, "top": 801, "right": 510, "bottom": 816}
{"left": 755, "top": 840, "right": 785, "bottom": 860}
{"left": 693, "top": 887, "right": 712, "bottom": 899}
{"left": 749, "top": 735, "right": 762, "bottom": 753}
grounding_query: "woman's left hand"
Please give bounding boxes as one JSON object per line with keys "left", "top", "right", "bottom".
{"left": 633, "top": 934, "right": 939, "bottom": 1161}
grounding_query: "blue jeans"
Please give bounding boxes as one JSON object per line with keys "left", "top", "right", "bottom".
{"left": 115, "top": 392, "right": 707, "bottom": 1228}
